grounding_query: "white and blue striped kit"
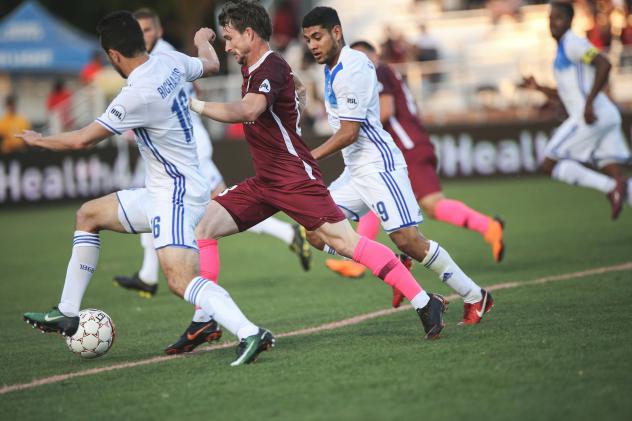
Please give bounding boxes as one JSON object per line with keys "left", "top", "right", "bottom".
{"left": 96, "top": 50, "right": 211, "bottom": 250}
{"left": 323, "top": 46, "right": 422, "bottom": 232}
{"left": 545, "top": 30, "right": 631, "bottom": 167}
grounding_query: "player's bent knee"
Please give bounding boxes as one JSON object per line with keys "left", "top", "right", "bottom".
{"left": 75, "top": 201, "right": 100, "bottom": 231}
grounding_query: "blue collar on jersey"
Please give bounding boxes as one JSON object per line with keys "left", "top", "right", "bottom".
{"left": 554, "top": 30, "right": 573, "bottom": 71}
{"left": 324, "top": 61, "right": 344, "bottom": 108}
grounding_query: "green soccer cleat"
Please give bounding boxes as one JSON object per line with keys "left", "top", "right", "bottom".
{"left": 230, "top": 328, "right": 275, "bottom": 366}
{"left": 289, "top": 224, "right": 312, "bottom": 271}
{"left": 24, "top": 307, "right": 79, "bottom": 337}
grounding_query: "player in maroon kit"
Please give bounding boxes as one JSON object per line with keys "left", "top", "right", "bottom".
{"left": 326, "top": 41, "right": 505, "bottom": 295}
{"left": 188, "top": 0, "right": 448, "bottom": 351}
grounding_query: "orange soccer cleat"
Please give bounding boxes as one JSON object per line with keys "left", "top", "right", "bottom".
{"left": 325, "top": 259, "right": 367, "bottom": 278}
{"left": 459, "top": 289, "right": 494, "bottom": 325}
{"left": 484, "top": 217, "right": 505, "bottom": 263}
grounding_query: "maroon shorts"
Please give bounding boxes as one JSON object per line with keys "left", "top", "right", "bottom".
{"left": 402, "top": 144, "right": 442, "bottom": 200}
{"left": 214, "top": 177, "right": 346, "bottom": 232}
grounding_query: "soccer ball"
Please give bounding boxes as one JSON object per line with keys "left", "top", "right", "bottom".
{"left": 65, "top": 309, "right": 116, "bottom": 359}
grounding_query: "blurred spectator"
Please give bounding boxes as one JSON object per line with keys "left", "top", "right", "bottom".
{"left": 0, "top": 95, "right": 31, "bottom": 155}
{"left": 413, "top": 25, "right": 443, "bottom": 96}
{"left": 80, "top": 51, "right": 104, "bottom": 85}
{"left": 380, "top": 26, "right": 409, "bottom": 64}
{"left": 271, "top": 0, "right": 299, "bottom": 52}
{"left": 487, "top": 0, "right": 523, "bottom": 25}
{"left": 46, "top": 79, "right": 74, "bottom": 130}
{"left": 620, "top": 12, "right": 632, "bottom": 68}
{"left": 586, "top": 13, "right": 613, "bottom": 50}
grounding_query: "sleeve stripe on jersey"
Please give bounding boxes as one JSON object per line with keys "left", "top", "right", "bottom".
{"left": 338, "top": 115, "right": 365, "bottom": 122}
{"left": 95, "top": 118, "right": 122, "bottom": 135}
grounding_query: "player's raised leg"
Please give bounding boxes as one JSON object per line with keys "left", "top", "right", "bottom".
{"left": 24, "top": 193, "right": 129, "bottom": 336}
{"left": 312, "top": 220, "right": 447, "bottom": 339}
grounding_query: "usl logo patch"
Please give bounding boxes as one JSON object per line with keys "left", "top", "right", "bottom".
{"left": 345, "top": 94, "right": 359, "bottom": 109}
{"left": 259, "top": 79, "right": 271, "bottom": 93}
{"left": 108, "top": 104, "right": 126, "bottom": 122}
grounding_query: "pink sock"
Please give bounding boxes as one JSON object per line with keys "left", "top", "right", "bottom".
{"left": 434, "top": 199, "right": 490, "bottom": 235}
{"left": 357, "top": 212, "right": 381, "bottom": 240}
{"left": 198, "top": 239, "right": 219, "bottom": 284}
{"left": 352, "top": 236, "right": 422, "bottom": 300}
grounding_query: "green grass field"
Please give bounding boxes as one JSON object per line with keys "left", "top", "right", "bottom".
{"left": 1, "top": 176, "right": 631, "bottom": 420}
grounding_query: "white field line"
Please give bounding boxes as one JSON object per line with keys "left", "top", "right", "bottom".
{"left": 2, "top": 261, "right": 631, "bottom": 396}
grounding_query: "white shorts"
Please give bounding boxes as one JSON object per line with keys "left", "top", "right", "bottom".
{"left": 194, "top": 121, "right": 225, "bottom": 192}
{"left": 329, "top": 168, "right": 423, "bottom": 233}
{"left": 115, "top": 188, "right": 205, "bottom": 250}
{"left": 545, "top": 117, "right": 632, "bottom": 168}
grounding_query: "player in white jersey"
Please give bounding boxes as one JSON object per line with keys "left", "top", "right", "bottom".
{"left": 302, "top": 7, "right": 494, "bottom": 325}
{"left": 521, "top": 2, "right": 631, "bottom": 219}
{"left": 19, "top": 11, "right": 274, "bottom": 366}
{"left": 113, "top": 9, "right": 312, "bottom": 319}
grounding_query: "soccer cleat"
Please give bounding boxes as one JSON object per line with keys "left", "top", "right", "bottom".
{"left": 391, "top": 254, "right": 412, "bottom": 308}
{"left": 113, "top": 272, "right": 158, "bottom": 298}
{"left": 459, "top": 289, "right": 494, "bottom": 325}
{"left": 164, "top": 320, "right": 223, "bottom": 355}
{"left": 24, "top": 307, "right": 79, "bottom": 337}
{"left": 289, "top": 224, "right": 312, "bottom": 271}
{"left": 484, "top": 217, "right": 505, "bottom": 263}
{"left": 416, "top": 294, "right": 448, "bottom": 340}
{"left": 606, "top": 177, "right": 628, "bottom": 220}
{"left": 230, "top": 328, "right": 275, "bottom": 366}
{"left": 325, "top": 259, "right": 366, "bottom": 278}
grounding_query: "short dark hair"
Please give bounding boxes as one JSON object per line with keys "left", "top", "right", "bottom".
{"left": 133, "top": 7, "right": 162, "bottom": 28}
{"left": 350, "top": 40, "right": 376, "bottom": 53}
{"left": 219, "top": 1, "right": 272, "bottom": 42}
{"left": 96, "top": 11, "right": 146, "bottom": 58}
{"left": 551, "top": 1, "right": 574, "bottom": 21}
{"left": 302, "top": 6, "right": 341, "bottom": 31}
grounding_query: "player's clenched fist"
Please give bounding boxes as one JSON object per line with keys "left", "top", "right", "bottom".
{"left": 194, "top": 27, "right": 216, "bottom": 45}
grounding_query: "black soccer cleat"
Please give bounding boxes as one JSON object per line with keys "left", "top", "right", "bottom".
{"left": 24, "top": 307, "right": 79, "bottom": 337}
{"left": 289, "top": 224, "right": 312, "bottom": 271}
{"left": 416, "top": 294, "right": 448, "bottom": 340}
{"left": 164, "top": 320, "right": 223, "bottom": 355}
{"left": 113, "top": 272, "right": 158, "bottom": 298}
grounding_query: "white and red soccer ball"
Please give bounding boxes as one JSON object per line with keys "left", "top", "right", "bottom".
{"left": 65, "top": 309, "right": 116, "bottom": 359}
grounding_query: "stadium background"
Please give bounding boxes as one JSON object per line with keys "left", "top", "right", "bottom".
{"left": 0, "top": 1, "right": 630, "bottom": 420}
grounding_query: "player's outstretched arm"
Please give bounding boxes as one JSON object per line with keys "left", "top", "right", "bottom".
{"left": 16, "top": 122, "right": 112, "bottom": 151}
{"left": 194, "top": 27, "right": 220, "bottom": 77}
{"left": 379, "top": 93, "right": 395, "bottom": 124}
{"left": 519, "top": 75, "right": 559, "bottom": 100}
{"left": 311, "top": 119, "right": 360, "bottom": 160}
{"left": 190, "top": 93, "right": 268, "bottom": 123}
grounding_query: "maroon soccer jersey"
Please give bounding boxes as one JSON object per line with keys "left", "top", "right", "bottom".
{"left": 376, "top": 63, "right": 431, "bottom": 151}
{"left": 241, "top": 51, "right": 322, "bottom": 186}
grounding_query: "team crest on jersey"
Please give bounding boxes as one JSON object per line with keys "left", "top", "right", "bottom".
{"left": 259, "top": 79, "right": 271, "bottom": 93}
{"left": 108, "top": 104, "right": 126, "bottom": 122}
{"left": 345, "top": 94, "right": 359, "bottom": 109}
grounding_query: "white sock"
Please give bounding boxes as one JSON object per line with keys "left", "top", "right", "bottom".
{"left": 247, "top": 217, "right": 294, "bottom": 245}
{"left": 410, "top": 292, "right": 430, "bottom": 309}
{"left": 138, "top": 233, "right": 159, "bottom": 285}
{"left": 58, "top": 231, "right": 100, "bottom": 316}
{"left": 552, "top": 160, "right": 615, "bottom": 193}
{"left": 184, "top": 277, "right": 259, "bottom": 339}
{"left": 422, "top": 240, "right": 482, "bottom": 304}
{"left": 628, "top": 179, "right": 632, "bottom": 206}
{"left": 192, "top": 307, "right": 212, "bottom": 323}
{"left": 324, "top": 245, "right": 338, "bottom": 255}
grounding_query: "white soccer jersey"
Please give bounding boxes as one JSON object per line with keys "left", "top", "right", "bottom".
{"left": 323, "top": 46, "right": 405, "bottom": 176}
{"left": 151, "top": 39, "right": 213, "bottom": 158}
{"left": 96, "top": 51, "right": 210, "bottom": 206}
{"left": 554, "top": 30, "right": 619, "bottom": 121}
